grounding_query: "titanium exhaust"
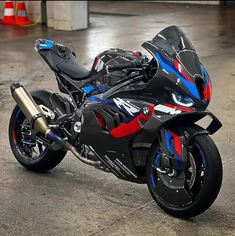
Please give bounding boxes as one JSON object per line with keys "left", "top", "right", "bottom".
{"left": 11, "top": 83, "right": 50, "bottom": 135}
{"left": 10, "top": 83, "right": 62, "bottom": 142}
{"left": 10, "top": 83, "right": 101, "bottom": 167}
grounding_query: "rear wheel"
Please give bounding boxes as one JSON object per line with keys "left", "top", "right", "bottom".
{"left": 9, "top": 94, "right": 67, "bottom": 172}
{"left": 146, "top": 126, "right": 223, "bottom": 218}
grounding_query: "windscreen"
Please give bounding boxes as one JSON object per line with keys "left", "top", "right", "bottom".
{"left": 152, "top": 26, "right": 202, "bottom": 77}
{"left": 153, "top": 25, "right": 195, "bottom": 55}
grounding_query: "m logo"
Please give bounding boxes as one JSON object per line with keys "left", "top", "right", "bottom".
{"left": 154, "top": 104, "right": 182, "bottom": 115}
{"left": 113, "top": 98, "right": 140, "bottom": 116}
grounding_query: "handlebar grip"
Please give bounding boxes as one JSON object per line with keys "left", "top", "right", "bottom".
{"left": 107, "top": 61, "right": 142, "bottom": 70}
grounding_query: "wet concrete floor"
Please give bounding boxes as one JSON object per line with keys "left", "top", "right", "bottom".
{"left": 0, "top": 1, "right": 235, "bottom": 235}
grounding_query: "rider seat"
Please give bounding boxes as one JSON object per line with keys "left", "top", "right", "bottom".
{"left": 36, "top": 39, "right": 90, "bottom": 81}
{"left": 56, "top": 58, "right": 90, "bottom": 81}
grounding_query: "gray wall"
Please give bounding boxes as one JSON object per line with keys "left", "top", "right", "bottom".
{"left": 146, "top": 1, "right": 220, "bottom": 4}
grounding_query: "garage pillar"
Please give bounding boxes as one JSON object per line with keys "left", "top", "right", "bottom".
{"left": 47, "top": 1, "right": 88, "bottom": 31}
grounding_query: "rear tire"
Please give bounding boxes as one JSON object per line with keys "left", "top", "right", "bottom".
{"left": 146, "top": 125, "right": 223, "bottom": 218}
{"left": 9, "top": 92, "right": 67, "bottom": 173}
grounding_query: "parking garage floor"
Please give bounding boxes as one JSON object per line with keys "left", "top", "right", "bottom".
{"left": 0, "top": 1, "right": 235, "bottom": 235}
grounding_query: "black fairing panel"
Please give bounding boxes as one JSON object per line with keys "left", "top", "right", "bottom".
{"left": 79, "top": 93, "right": 221, "bottom": 183}
{"left": 143, "top": 110, "right": 222, "bottom": 135}
{"left": 79, "top": 98, "right": 158, "bottom": 183}
{"left": 80, "top": 104, "right": 140, "bottom": 182}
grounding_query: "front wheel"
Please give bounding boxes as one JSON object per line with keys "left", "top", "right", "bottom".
{"left": 146, "top": 126, "right": 223, "bottom": 218}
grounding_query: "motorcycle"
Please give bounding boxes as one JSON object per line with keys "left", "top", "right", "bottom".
{"left": 8, "top": 26, "right": 223, "bottom": 218}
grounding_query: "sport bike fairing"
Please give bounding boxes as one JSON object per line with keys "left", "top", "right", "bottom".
{"left": 142, "top": 25, "right": 212, "bottom": 109}
{"left": 34, "top": 27, "right": 220, "bottom": 184}
{"left": 77, "top": 26, "right": 221, "bottom": 183}
{"left": 80, "top": 96, "right": 221, "bottom": 183}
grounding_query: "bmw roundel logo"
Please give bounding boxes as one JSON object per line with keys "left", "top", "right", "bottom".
{"left": 143, "top": 107, "right": 149, "bottom": 115}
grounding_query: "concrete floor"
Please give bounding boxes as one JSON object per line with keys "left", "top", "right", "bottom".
{"left": 0, "top": 1, "right": 235, "bottom": 235}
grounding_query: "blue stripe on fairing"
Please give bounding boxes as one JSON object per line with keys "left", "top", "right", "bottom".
{"left": 155, "top": 53, "right": 200, "bottom": 99}
{"left": 86, "top": 96, "right": 97, "bottom": 101}
{"left": 151, "top": 152, "right": 162, "bottom": 188}
{"left": 96, "top": 85, "right": 110, "bottom": 93}
{"left": 83, "top": 85, "right": 110, "bottom": 95}
{"left": 86, "top": 97, "right": 115, "bottom": 106}
{"left": 82, "top": 85, "right": 95, "bottom": 94}
{"left": 200, "top": 64, "right": 209, "bottom": 85}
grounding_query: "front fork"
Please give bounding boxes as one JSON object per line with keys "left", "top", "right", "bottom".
{"left": 158, "top": 128, "right": 188, "bottom": 176}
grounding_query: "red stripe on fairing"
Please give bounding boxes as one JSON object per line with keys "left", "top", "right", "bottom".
{"left": 173, "top": 59, "right": 194, "bottom": 83}
{"left": 110, "top": 105, "right": 154, "bottom": 138}
{"left": 95, "top": 112, "right": 105, "bottom": 129}
{"left": 132, "top": 52, "right": 141, "bottom": 57}
{"left": 92, "top": 57, "right": 99, "bottom": 69}
{"left": 203, "top": 83, "right": 212, "bottom": 101}
{"left": 164, "top": 103, "right": 194, "bottom": 112}
{"left": 169, "top": 131, "right": 182, "bottom": 156}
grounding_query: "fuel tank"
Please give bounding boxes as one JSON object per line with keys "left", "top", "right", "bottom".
{"left": 84, "top": 48, "right": 147, "bottom": 95}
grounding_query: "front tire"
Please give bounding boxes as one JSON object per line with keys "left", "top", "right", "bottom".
{"left": 146, "top": 126, "right": 223, "bottom": 218}
{"left": 9, "top": 93, "right": 67, "bottom": 172}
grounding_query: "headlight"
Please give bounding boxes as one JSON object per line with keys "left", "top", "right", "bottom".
{"left": 171, "top": 92, "right": 194, "bottom": 107}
